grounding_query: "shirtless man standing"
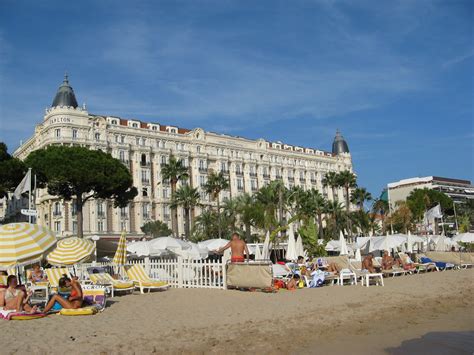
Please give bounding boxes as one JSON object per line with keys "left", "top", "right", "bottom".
{"left": 216, "top": 233, "right": 250, "bottom": 262}
{"left": 362, "top": 253, "right": 376, "bottom": 273}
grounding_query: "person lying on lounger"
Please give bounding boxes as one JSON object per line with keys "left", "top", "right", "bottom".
{"left": 42, "top": 275, "right": 83, "bottom": 313}
{"left": 381, "top": 251, "right": 400, "bottom": 270}
{"left": 0, "top": 275, "right": 37, "bottom": 313}
{"left": 362, "top": 254, "right": 377, "bottom": 273}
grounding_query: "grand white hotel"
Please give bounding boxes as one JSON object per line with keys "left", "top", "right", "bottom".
{"left": 11, "top": 76, "right": 353, "bottom": 239}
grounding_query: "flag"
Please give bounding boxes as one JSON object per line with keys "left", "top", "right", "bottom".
{"left": 13, "top": 170, "right": 31, "bottom": 199}
{"left": 423, "top": 204, "right": 442, "bottom": 224}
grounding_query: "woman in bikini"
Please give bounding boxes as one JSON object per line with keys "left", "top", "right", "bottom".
{"left": 29, "top": 264, "right": 48, "bottom": 283}
{"left": 0, "top": 275, "right": 37, "bottom": 313}
{"left": 43, "top": 275, "right": 83, "bottom": 313}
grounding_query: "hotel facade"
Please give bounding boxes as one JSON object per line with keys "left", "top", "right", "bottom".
{"left": 11, "top": 76, "right": 354, "bottom": 239}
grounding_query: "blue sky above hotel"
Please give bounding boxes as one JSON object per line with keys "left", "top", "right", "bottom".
{"left": 0, "top": 0, "right": 473, "bottom": 196}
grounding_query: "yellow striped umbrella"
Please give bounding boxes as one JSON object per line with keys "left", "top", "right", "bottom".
{"left": 47, "top": 237, "right": 95, "bottom": 266}
{"left": 113, "top": 232, "right": 127, "bottom": 265}
{"left": 0, "top": 223, "right": 57, "bottom": 269}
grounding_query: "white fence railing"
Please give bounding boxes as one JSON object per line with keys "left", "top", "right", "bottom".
{"left": 80, "top": 257, "right": 226, "bottom": 290}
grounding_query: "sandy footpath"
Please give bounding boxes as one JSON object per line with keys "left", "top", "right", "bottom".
{"left": 1, "top": 269, "right": 473, "bottom": 354}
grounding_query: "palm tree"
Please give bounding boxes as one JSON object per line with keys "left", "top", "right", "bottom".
{"left": 234, "top": 193, "right": 263, "bottom": 242}
{"left": 192, "top": 209, "right": 218, "bottom": 241}
{"left": 350, "top": 187, "right": 372, "bottom": 211}
{"left": 160, "top": 155, "right": 189, "bottom": 237}
{"left": 324, "top": 200, "right": 345, "bottom": 238}
{"left": 337, "top": 170, "right": 357, "bottom": 236}
{"left": 372, "top": 198, "right": 389, "bottom": 234}
{"left": 204, "top": 171, "right": 229, "bottom": 238}
{"left": 255, "top": 183, "right": 279, "bottom": 233}
{"left": 170, "top": 185, "right": 200, "bottom": 239}
{"left": 322, "top": 171, "right": 339, "bottom": 202}
{"left": 306, "top": 189, "right": 327, "bottom": 239}
{"left": 222, "top": 198, "right": 239, "bottom": 232}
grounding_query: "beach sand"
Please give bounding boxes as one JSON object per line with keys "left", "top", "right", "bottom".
{"left": 1, "top": 269, "right": 473, "bottom": 354}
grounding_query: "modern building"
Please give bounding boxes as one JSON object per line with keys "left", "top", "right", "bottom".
{"left": 10, "top": 75, "right": 354, "bottom": 239}
{"left": 387, "top": 176, "right": 474, "bottom": 209}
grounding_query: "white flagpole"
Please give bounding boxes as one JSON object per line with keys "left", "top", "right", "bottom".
{"left": 33, "top": 173, "right": 37, "bottom": 224}
{"left": 28, "top": 168, "right": 32, "bottom": 224}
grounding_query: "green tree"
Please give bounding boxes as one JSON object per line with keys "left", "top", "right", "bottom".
{"left": 141, "top": 220, "right": 172, "bottom": 238}
{"left": 324, "top": 200, "right": 345, "bottom": 239}
{"left": 192, "top": 209, "right": 219, "bottom": 242}
{"left": 406, "top": 188, "right": 453, "bottom": 222}
{"left": 372, "top": 198, "right": 389, "bottom": 234}
{"left": 389, "top": 201, "right": 413, "bottom": 233}
{"left": 350, "top": 187, "right": 372, "bottom": 211}
{"left": 234, "top": 193, "right": 264, "bottom": 242}
{"left": 25, "top": 146, "right": 137, "bottom": 237}
{"left": 0, "top": 143, "right": 27, "bottom": 198}
{"left": 160, "top": 155, "right": 189, "bottom": 236}
{"left": 322, "top": 171, "right": 339, "bottom": 202}
{"left": 204, "top": 171, "right": 229, "bottom": 238}
{"left": 170, "top": 185, "right": 200, "bottom": 239}
{"left": 337, "top": 170, "right": 357, "bottom": 235}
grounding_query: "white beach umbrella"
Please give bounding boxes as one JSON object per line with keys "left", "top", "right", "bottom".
{"left": 339, "top": 230, "right": 349, "bottom": 256}
{"left": 435, "top": 233, "right": 447, "bottom": 251}
{"left": 173, "top": 242, "right": 208, "bottom": 260}
{"left": 198, "top": 238, "right": 229, "bottom": 251}
{"left": 369, "top": 234, "right": 406, "bottom": 252}
{"left": 262, "top": 232, "right": 271, "bottom": 260}
{"left": 452, "top": 233, "right": 474, "bottom": 243}
{"left": 254, "top": 244, "right": 263, "bottom": 260}
{"left": 406, "top": 231, "right": 413, "bottom": 253}
{"left": 295, "top": 235, "right": 305, "bottom": 259}
{"left": 285, "top": 226, "right": 297, "bottom": 261}
{"left": 354, "top": 248, "right": 362, "bottom": 262}
{"left": 127, "top": 240, "right": 164, "bottom": 257}
{"left": 150, "top": 237, "right": 191, "bottom": 251}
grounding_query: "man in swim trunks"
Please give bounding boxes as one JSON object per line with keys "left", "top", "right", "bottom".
{"left": 216, "top": 232, "right": 250, "bottom": 263}
{"left": 362, "top": 253, "right": 376, "bottom": 273}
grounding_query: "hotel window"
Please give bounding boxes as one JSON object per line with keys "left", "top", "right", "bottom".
{"left": 142, "top": 138, "right": 146, "bottom": 146}
{"left": 161, "top": 155, "right": 168, "bottom": 165}
{"left": 163, "top": 188, "right": 169, "bottom": 199}
{"left": 199, "top": 175, "right": 207, "bottom": 187}
{"left": 97, "top": 221, "right": 104, "bottom": 232}
{"left": 111, "top": 120, "right": 117, "bottom": 125}
{"left": 132, "top": 123, "right": 138, "bottom": 128}
{"left": 120, "top": 207, "right": 128, "bottom": 218}
{"left": 235, "top": 164, "right": 242, "bottom": 174}
{"left": 97, "top": 202, "right": 104, "bottom": 217}
{"left": 119, "top": 151, "right": 125, "bottom": 162}
{"left": 95, "top": 133, "right": 100, "bottom": 141}
{"left": 152, "top": 126, "right": 158, "bottom": 131}
{"left": 71, "top": 201, "right": 77, "bottom": 215}
{"left": 300, "top": 171, "right": 305, "bottom": 180}
{"left": 55, "top": 129, "right": 61, "bottom": 138}
{"left": 163, "top": 205, "right": 170, "bottom": 219}
{"left": 54, "top": 221, "right": 61, "bottom": 233}
{"left": 120, "top": 221, "right": 127, "bottom": 231}
{"left": 72, "top": 129, "right": 78, "bottom": 140}
{"left": 121, "top": 135, "right": 125, "bottom": 143}
{"left": 53, "top": 202, "right": 61, "bottom": 216}
{"left": 196, "top": 145, "right": 201, "bottom": 153}
{"left": 251, "top": 179, "right": 257, "bottom": 191}
{"left": 237, "top": 178, "right": 244, "bottom": 191}
{"left": 142, "top": 204, "right": 150, "bottom": 218}
{"left": 136, "top": 137, "right": 140, "bottom": 145}
{"left": 72, "top": 221, "right": 77, "bottom": 233}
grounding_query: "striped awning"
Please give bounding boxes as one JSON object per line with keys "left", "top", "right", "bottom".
{"left": 113, "top": 232, "right": 127, "bottom": 265}
{"left": 47, "top": 237, "right": 95, "bottom": 266}
{"left": 0, "top": 223, "right": 57, "bottom": 269}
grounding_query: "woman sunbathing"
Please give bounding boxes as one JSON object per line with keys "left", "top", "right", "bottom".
{"left": 43, "top": 275, "right": 83, "bottom": 313}
{"left": 382, "top": 251, "right": 400, "bottom": 270}
{"left": 29, "top": 264, "right": 48, "bottom": 283}
{"left": 0, "top": 275, "right": 37, "bottom": 313}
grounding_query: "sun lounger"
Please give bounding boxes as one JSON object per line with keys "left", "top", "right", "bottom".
{"left": 45, "top": 267, "right": 72, "bottom": 291}
{"left": 373, "top": 257, "right": 408, "bottom": 277}
{"left": 89, "top": 273, "right": 135, "bottom": 297}
{"left": 419, "top": 255, "right": 454, "bottom": 271}
{"left": 321, "top": 256, "right": 356, "bottom": 286}
{"left": 125, "top": 264, "right": 169, "bottom": 294}
{"left": 59, "top": 285, "right": 107, "bottom": 316}
{"left": 349, "top": 260, "right": 384, "bottom": 287}
{"left": 426, "top": 252, "right": 473, "bottom": 269}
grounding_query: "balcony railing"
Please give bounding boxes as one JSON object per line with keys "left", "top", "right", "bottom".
{"left": 311, "top": 179, "right": 317, "bottom": 184}
{"left": 251, "top": 186, "right": 258, "bottom": 192}
{"left": 288, "top": 177, "right": 295, "bottom": 182}
{"left": 221, "top": 169, "right": 229, "bottom": 174}
{"left": 120, "top": 213, "right": 129, "bottom": 219}
{"left": 53, "top": 211, "right": 62, "bottom": 217}
{"left": 275, "top": 175, "right": 282, "bottom": 179}
{"left": 198, "top": 167, "right": 208, "bottom": 173}
{"left": 249, "top": 172, "right": 257, "bottom": 177}
{"left": 263, "top": 174, "right": 270, "bottom": 179}
{"left": 97, "top": 212, "right": 105, "bottom": 218}
{"left": 235, "top": 170, "right": 243, "bottom": 176}
{"left": 141, "top": 179, "right": 150, "bottom": 185}
{"left": 140, "top": 161, "right": 151, "bottom": 167}
{"left": 237, "top": 186, "right": 244, "bottom": 192}
{"left": 163, "top": 214, "right": 171, "bottom": 220}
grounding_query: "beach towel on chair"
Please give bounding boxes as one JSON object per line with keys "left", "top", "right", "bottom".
{"left": 421, "top": 257, "right": 447, "bottom": 269}
{"left": 309, "top": 270, "right": 325, "bottom": 288}
{"left": 59, "top": 285, "right": 106, "bottom": 316}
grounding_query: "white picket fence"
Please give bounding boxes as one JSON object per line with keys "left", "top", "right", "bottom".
{"left": 81, "top": 257, "right": 227, "bottom": 290}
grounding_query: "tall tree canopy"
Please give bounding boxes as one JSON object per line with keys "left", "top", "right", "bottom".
{"left": 141, "top": 220, "right": 172, "bottom": 238}
{"left": 406, "top": 188, "right": 453, "bottom": 221}
{"left": 25, "top": 146, "right": 137, "bottom": 237}
{"left": 0, "top": 142, "right": 27, "bottom": 198}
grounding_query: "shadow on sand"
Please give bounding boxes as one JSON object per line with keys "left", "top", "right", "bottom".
{"left": 386, "top": 331, "right": 474, "bottom": 355}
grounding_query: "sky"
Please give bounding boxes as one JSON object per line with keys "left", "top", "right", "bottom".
{"left": 0, "top": 0, "right": 473, "bottom": 197}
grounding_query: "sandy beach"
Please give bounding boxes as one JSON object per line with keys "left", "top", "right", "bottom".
{"left": 1, "top": 269, "right": 473, "bottom": 355}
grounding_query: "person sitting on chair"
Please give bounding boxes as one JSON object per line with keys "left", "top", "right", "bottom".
{"left": 42, "top": 275, "right": 83, "bottom": 313}
{"left": 362, "top": 253, "right": 377, "bottom": 273}
{"left": 29, "top": 264, "right": 48, "bottom": 283}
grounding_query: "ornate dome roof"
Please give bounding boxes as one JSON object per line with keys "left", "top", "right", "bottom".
{"left": 51, "top": 74, "right": 78, "bottom": 108}
{"left": 332, "top": 130, "right": 349, "bottom": 155}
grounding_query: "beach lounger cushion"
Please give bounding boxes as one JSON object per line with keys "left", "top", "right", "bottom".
{"left": 134, "top": 280, "right": 168, "bottom": 288}
{"left": 0, "top": 309, "right": 46, "bottom": 320}
{"left": 60, "top": 306, "right": 99, "bottom": 316}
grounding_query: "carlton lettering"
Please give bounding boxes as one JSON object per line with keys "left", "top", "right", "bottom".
{"left": 49, "top": 117, "right": 72, "bottom": 125}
